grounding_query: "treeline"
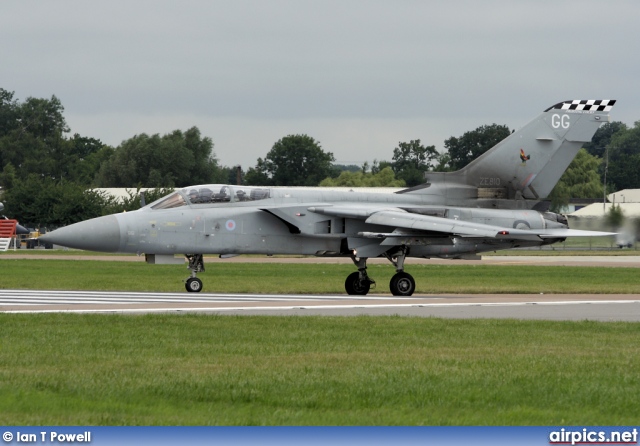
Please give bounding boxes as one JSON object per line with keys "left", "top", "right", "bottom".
{"left": 1, "top": 88, "right": 639, "bottom": 226}
{"left": 0, "top": 89, "right": 233, "bottom": 226}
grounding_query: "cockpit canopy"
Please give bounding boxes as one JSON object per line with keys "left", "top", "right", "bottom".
{"left": 150, "top": 185, "right": 271, "bottom": 210}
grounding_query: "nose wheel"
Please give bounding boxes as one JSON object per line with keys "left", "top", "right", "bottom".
{"left": 185, "top": 277, "right": 203, "bottom": 293}
{"left": 345, "top": 271, "right": 373, "bottom": 295}
{"left": 345, "top": 255, "right": 376, "bottom": 295}
{"left": 184, "top": 254, "right": 205, "bottom": 293}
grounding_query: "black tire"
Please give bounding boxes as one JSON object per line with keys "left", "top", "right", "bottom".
{"left": 185, "top": 277, "right": 203, "bottom": 293}
{"left": 345, "top": 271, "right": 370, "bottom": 295}
{"left": 390, "top": 272, "right": 415, "bottom": 296}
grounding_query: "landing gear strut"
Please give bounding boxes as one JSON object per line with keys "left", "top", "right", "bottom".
{"left": 185, "top": 254, "right": 204, "bottom": 292}
{"left": 345, "top": 254, "right": 375, "bottom": 295}
{"left": 385, "top": 247, "right": 415, "bottom": 296}
{"left": 344, "top": 247, "right": 415, "bottom": 296}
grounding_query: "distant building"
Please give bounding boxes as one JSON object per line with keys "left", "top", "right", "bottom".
{"left": 566, "top": 189, "right": 640, "bottom": 247}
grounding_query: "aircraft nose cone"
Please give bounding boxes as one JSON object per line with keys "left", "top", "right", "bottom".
{"left": 39, "top": 215, "right": 122, "bottom": 252}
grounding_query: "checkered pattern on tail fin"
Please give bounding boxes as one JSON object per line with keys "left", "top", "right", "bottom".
{"left": 545, "top": 100, "right": 616, "bottom": 112}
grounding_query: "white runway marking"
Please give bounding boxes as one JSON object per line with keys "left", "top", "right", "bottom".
{"left": 1, "top": 290, "right": 639, "bottom": 320}
{"left": 0, "top": 289, "right": 411, "bottom": 308}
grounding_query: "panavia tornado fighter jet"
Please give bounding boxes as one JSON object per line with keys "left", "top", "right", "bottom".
{"left": 41, "top": 100, "right": 616, "bottom": 295}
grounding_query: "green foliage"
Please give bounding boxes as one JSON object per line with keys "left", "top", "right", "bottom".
{"left": 444, "top": 124, "right": 511, "bottom": 170}
{"left": 548, "top": 149, "right": 603, "bottom": 211}
{"left": 0, "top": 90, "right": 75, "bottom": 182}
{"left": 101, "top": 187, "right": 177, "bottom": 214}
{"left": 606, "top": 121, "right": 640, "bottom": 191}
{"left": 96, "top": 127, "right": 223, "bottom": 188}
{"left": 319, "top": 166, "right": 405, "bottom": 187}
{"left": 0, "top": 88, "right": 19, "bottom": 136}
{"left": 3, "top": 175, "right": 112, "bottom": 227}
{"left": 0, "top": 89, "right": 118, "bottom": 226}
{"left": 244, "top": 134, "right": 335, "bottom": 186}
{"left": 64, "top": 134, "right": 113, "bottom": 185}
{"left": 0, "top": 89, "right": 235, "bottom": 225}
{"left": 584, "top": 121, "right": 627, "bottom": 158}
{"left": 391, "top": 139, "right": 438, "bottom": 186}
{"left": 0, "top": 162, "right": 16, "bottom": 190}
{"left": 371, "top": 159, "right": 393, "bottom": 174}
{"left": 606, "top": 204, "right": 625, "bottom": 229}
{"left": 432, "top": 152, "right": 453, "bottom": 172}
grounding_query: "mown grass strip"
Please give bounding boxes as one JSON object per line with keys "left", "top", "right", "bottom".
{"left": 0, "top": 259, "right": 639, "bottom": 294}
{"left": 0, "top": 314, "right": 638, "bottom": 425}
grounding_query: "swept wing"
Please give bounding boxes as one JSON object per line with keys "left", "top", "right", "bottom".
{"left": 309, "top": 206, "right": 614, "bottom": 241}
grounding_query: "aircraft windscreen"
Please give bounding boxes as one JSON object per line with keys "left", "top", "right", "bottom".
{"left": 184, "top": 185, "right": 270, "bottom": 204}
{"left": 151, "top": 192, "right": 187, "bottom": 210}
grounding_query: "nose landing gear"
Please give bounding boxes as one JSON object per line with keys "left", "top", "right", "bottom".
{"left": 345, "top": 255, "right": 376, "bottom": 295}
{"left": 185, "top": 254, "right": 204, "bottom": 292}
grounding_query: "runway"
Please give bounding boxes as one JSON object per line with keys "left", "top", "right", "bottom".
{"left": 2, "top": 289, "right": 639, "bottom": 321}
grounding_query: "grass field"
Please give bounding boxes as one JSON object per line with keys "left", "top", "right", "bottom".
{"left": 1, "top": 314, "right": 639, "bottom": 425}
{"left": 1, "top": 258, "right": 640, "bottom": 294}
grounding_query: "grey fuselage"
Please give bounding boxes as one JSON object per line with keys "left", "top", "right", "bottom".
{"left": 41, "top": 99, "right": 616, "bottom": 261}
{"left": 66, "top": 184, "right": 565, "bottom": 260}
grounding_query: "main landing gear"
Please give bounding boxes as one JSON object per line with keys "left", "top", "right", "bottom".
{"left": 185, "top": 254, "right": 204, "bottom": 292}
{"left": 345, "top": 248, "right": 416, "bottom": 296}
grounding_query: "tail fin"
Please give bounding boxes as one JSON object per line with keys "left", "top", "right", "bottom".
{"left": 402, "top": 100, "right": 615, "bottom": 203}
{"left": 461, "top": 99, "right": 615, "bottom": 199}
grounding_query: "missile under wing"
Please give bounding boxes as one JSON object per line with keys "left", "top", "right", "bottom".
{"left": 40, "top": 100, "right": 616, "bottom": 295}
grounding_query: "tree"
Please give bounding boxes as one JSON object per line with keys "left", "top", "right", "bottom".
{"left": 0, "top": 93, "right": 70, "bottom": 181}
{"left": 67, "top": 135, "right": 114, "bottom": 185}
{"left": 606, "top": 204, "right": 625, "bottom": 230}
{"left": 95, "top": 127, "right": 224, "bottom": 187}
{"left": 0, "top": 88, "right": 19, "bottom": 137}
{"left": 3, "top": 174, "right": 109, "bottom": 227}
{"left": 370, "top": 159, "right": 393, "bottom": 174}
{"left": 583, "top": 121, "right": 627, "bottom": 158}
{"left": 547, "top": 148, "right": 603, "bottom": 212}
{"left": 444, "top": 124, "right": 511, "bottom": 170}
{"left": 101, "top": 187, "right": 176, "bottom": 214}
{"left": 244, "top": 134, "right": 335, "bottom": 186}
{"left": 605, "top": 121, "right": 640, "bottom": 191}
{"left": 319, "top": 166, "right": 405, "bottom": 187}
{"left": 433, "top": 152, "right": 452, "bottom": 172}
{"left": 391, "top": 139, "right": 438, "bottom": 187}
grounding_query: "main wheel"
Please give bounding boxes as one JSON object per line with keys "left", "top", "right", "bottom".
{"left": 390, "top": 272, "right": 415, "bottom": 296}
{"left": 185, "top": 277, "right": 203, "bottom": 293}
{"left": 345, "top": 271, "right": 370, "bottom": 295}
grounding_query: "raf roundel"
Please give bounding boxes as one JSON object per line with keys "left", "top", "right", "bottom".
{"left": 225, "top": 220, "right": 236, "bottom": 231}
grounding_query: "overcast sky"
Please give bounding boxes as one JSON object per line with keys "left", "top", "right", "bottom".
{"left": 2, "top": 1, "right": 638, "bottom": 168}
